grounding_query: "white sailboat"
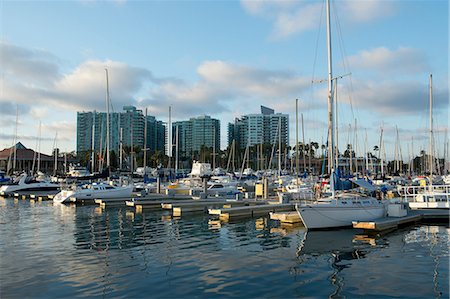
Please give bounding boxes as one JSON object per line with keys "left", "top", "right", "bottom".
{"left": 408, "top": 74, "right": 450, "bottom": 209}
{"left": 53, "top": 69, "right": 133, "bottom": 203}
{"left": 295, "top": 0, "right": 386, "bottom": 229}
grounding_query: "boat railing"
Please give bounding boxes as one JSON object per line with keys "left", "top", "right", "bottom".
{"left": 397, "top": 185, "right": 450, "bottom": 203}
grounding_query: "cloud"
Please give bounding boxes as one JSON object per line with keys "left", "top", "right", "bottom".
{"left": 142, "top": 60, "right": 311, "bottom": 119}
{"left": 348, "top": 79, "right": 448, "bottom": 115}
{"left": 1, "top": 42, "right": 61, "bottom": 86}
{"left": 1, "top": 43, "right": 155, "bottom": 113}
{"left": 340, "top": 0, "right": 395, "bottom": 22}
{"left": 240, "top": 0, "right": 395, "bottom": 39}
{"left": 53, "top": 60, "right": 153, "bottom": 111}
{"left": 346, "top": 47, "right": 428, "bottom": 74}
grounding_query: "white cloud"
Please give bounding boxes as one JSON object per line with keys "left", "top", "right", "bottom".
{"left": 346, "top": 47, "right": 428, "bottom": 74}
{"left": 340, "top": 0, "right": 395, "bottom": 22}
{"left": 345, "top": 79, "right": 448, "bottom": 115}
{"left": 240, "top": 0, "right": 396, "bottom": 39}
{"left": 142, "top": 60, "right": 310, "bottom": 119}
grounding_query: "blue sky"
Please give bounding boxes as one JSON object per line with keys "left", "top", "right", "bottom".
{"left": 1, "top": 0, "right": 448, "bottom": 161}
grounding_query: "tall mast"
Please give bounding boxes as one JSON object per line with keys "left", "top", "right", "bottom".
{"left": 175, "top": 125, "right": 179, "bottom": 173}
{"left": 212, "top": 126, "right": 215, "bottom": 170}
{"left": 302, "top": 113, "right": 306, "bottom": 173}
{"left": 167, "top": 106, "right": 172, "bottom": 169}
{"left": 13, "top": 106, "right": 18, "bottom": 172}
{"left": 325, "top": 0, "right": 336, "bottom": 199}
{"left": 144, "top": 107, "right": 148, "bottom": 170}
{"left": 91, "top": 112, "right": 96, "bottom": 173}
{"left": 429, "top": 74, "right": 433, "bottom": 187}
{"left": 295, "top": 99, "right": 299, "bottom": 176}
{"left": 278, "top": 117, "right": 282, "bottom": 175}
{"left": 37, "top": 121, "right": 42, "bottom": 174}
{"left": 105, "top": 68, "right": 111, "bottom": 169}
{"left": 53, "top": 132, "right": 58, "bottom": 176}
{"left": 326, "top": 0, "right": 334, "bottom": 175}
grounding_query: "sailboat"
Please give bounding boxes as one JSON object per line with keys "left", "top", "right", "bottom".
{"left": 295, "top": 0, "right": 386, "bottom": 229}
{"left": 408, "top": 74, "right": 450, "bottom": 209}
{"left": 53, "top": 69, "right": 133, "bottom": 204}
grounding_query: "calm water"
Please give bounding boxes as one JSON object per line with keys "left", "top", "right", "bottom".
{"left": 0, "top": 198, "right": 448, "bottom": 298}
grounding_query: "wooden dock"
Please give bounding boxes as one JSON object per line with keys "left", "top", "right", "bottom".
{"left": 209, "top": 203, "right": 295, "bottom": 221}
{"left": 171, "top": 200, "right": 262, "bottom": 216}
{"left": 353, "top": 209, "right": 449, "bottom": 232}
{"left": 270, "top": 211, "right": 302, "bottom": 224}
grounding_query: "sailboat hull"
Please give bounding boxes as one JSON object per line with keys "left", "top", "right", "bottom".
{"left": 296, "top": 202, "right": 386, "bottom": 229}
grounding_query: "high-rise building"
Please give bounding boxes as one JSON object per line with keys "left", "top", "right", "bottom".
{"left": 76, "top": 106, "right": 165, "bottom": 157}
{"left": 172, "top": 115, "right": 220, "bottom": 159}
{"left": 228, "top": 106, "right": 289, "bottom": 149}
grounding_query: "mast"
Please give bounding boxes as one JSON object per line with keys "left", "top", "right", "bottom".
{"left": 326, "top": 0, "right": 334, "bottom": 176}
{"left": 326, "top": 0, "right": 336, "bottom": 197}
{"left": 105, "top": 68, "right": 111, "bottom": 169}
{"left": 144, "top": 107, "right": 148, "bottom": 171}
{"left": 379, "top": 126, "right": 384, "bottom": 177}
{"left": 13, "top": 106, "right": 18, "bottom": 172}
{"left": 167, "top": 106, "right": 172, "bottom": 169}
{"left": 429, "top": 74, "right": 433, "bottom": 187}
{"left": 91, "top": 112, "right": 96, "bottom": 173}
{"left": 175, "top": 125, "right": 179, "bottom": 174}
{"left": 119, "top": 127, "right": 123, "bottom": 170}
{"left": 212, "top": 126, "right": 215, "bottom": 170}
{"left": 278, "top": 116, "right": 282, "bottom": 175}
{"left": 37, "top": 122, "right": 41, "bottom": 174}
{"left": 302, "top": 113, "right": 306, "bottom": 174}
{"left": 296, "top": 99, "right": 299, "bottom": 177}
{"left": 53, "top": 132, "right": 58, "bottom": 176}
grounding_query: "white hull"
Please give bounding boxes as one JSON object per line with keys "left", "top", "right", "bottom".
{"left": 296, "top": 199, "right": 386, "bottom": 229}
{"left": 53, "top": 185, "right": 133, "bottom": 203}
{"left": 0, "top": 175, "right": 59, "bottom": 194}
{"left": 408, "top": 191, "right": 450, "bottom": 210}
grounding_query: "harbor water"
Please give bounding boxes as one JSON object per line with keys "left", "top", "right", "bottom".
{"left": 0, "top": 197, "right": 448, "bottom": 298}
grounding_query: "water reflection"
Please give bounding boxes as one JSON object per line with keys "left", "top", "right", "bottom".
{"left": 295, "top": 229, "right": 372, "bottom": 298}
{"left": 1, "top": 199, "right": 448, "bottom": 298}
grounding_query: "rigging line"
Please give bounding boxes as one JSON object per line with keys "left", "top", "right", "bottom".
{"left": 310, "top": 0, "right": 325, "bottom": 89}
{"left": 332, "top": 0, "right": 356, "bottom": 121}
{"left": 309, "top": 0, "right": 326, "bottom": 142}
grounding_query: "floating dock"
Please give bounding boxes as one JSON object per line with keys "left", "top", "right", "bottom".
{"left": 269, "top": 211, "right": 302, "bottom": 224}
{"left": 353, "top": 209, "right": 449, "bottom": 232}
{"left": 209, "top": 203, "right": 295, "bottom": 221}
{"left": 171, "top": 200, "right": 262, "bottom": 216}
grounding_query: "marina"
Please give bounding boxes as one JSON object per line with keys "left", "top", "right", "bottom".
{"left": 1, "top": 0, "right": 448, "bottom": 298}
{"left": 0, "top": 195, "right": 448, "bottom": 298}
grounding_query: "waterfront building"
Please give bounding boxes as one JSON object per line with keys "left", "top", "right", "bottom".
{"left": 172, "top": 115, "right": 220, "bottom": 160}
{"left": 0, "top": 142, "right": 71, "bottom": 174}
{"left": 228, "top": 106, "right": 289, "bottom": 150}
{"left": 76, "top": 106, "right": 165, "bottom": 157}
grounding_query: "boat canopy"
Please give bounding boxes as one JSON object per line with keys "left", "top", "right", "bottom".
{"left": 350, "top": 179, "right": 377, "bottom": 192}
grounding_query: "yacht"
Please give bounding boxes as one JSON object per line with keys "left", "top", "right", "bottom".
{"left": 53, "top": 182, "right": 133, "bottom": 204}
{"left": 0, "top": 172, "right": 59, "bottom": 195}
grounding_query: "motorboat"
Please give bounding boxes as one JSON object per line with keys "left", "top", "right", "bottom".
{"left": 53, "top": 182, "right": 133, "bottom": 204}
{"left": 0, "top": 172, "right": 59, "bottom": 195}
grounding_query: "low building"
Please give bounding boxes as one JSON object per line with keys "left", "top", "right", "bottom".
{"left": 0, "top": 142, "right": 70, "bottom": 174}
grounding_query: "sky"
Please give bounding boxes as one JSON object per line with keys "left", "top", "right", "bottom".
{"left": 0, "top": 0, "right": 448, "bottom": 161}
